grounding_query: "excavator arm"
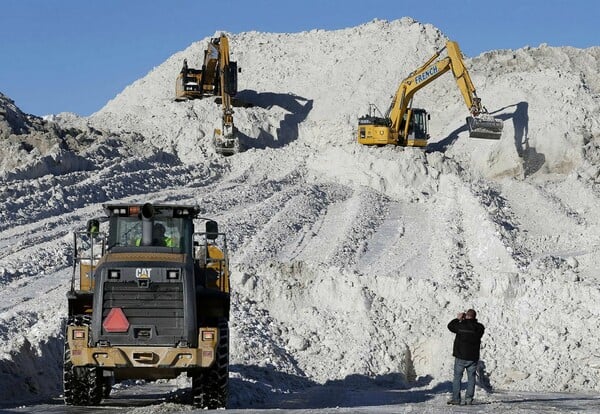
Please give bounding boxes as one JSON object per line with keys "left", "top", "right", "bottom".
{"left": 200, "top": 39, "right": 220, "bottom": 95}
{"left": 387, "top": 46, "right": 451, "bottom": 136}
{"left": 445, "top": 41, "right": 504, "bottom": 138}
{"left": 445, "top": 41, "right": 483, "bottom": 116}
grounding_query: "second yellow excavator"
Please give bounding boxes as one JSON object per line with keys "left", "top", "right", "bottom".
{"left": 357, "top": 40, "right": 503, "bottom": 147}
{"left": 175, "top": 34, "right": 241, "bottom": 155}
{"left": 212, "top": 35, "right": 239, "bottom": 155}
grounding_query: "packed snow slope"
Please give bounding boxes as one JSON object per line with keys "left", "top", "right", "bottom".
{"left": 1, "top": 18, "right": 600, "bottom": 407}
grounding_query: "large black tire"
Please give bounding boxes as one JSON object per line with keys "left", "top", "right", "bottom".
{"left": 192, "top": 320, "right": 229, "bottom": 409}
{"left": 63, "top": 316, "right": 103, "bottom": 406}
{"left": 63, "top": 340, "right": 77, "bottom": 405}
{"left": 101, "top": 374, "right": 112, "bottom": 398}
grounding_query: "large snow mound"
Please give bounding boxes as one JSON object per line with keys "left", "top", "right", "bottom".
{"left": 1, "top": 18, "right": 600, "bottom": 407}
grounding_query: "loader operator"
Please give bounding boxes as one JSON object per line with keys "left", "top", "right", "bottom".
{"left": 447, "top": 309, "right": 485, "bottom": 406}
{"left": 152, "top": 223, "right": 174, "bottom": 247}
{"left": 134, "top": 223, "right": 174, "bottom": 247}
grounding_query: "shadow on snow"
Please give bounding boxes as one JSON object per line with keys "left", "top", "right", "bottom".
{"left": 229, "top": 364, "right": 450, "bottom": 409}
{"left": 427, "top": 101, "right": 544, "bottom": 178}
{"left": 236, "top": 90, "right": 313, "bottom": 150}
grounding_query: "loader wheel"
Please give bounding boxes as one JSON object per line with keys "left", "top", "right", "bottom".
{"left": 63, "top": 340, "right": 78, "bottom": 405}
{"left": 63, "top": 317, "right": 103, "bottom": 406}
{"left": 192, "top": 319, "right": 229, "bottom": 409}
{"left": 101, "top": 374, "right": 112, "bottom": 398}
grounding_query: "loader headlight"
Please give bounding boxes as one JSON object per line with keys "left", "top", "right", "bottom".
{"left": 201, "top": 330, "right": 215, "bottom": 341}
{"left": 174, "top": 208, "right": 190, "bottom": 217}
{"left": 167, "top": 270, "right": 180, "bottom": 280}
{"left": 112, "top": 207, "right": 127, "bottom": 215}
{"left": 72, "top": 329, "right": 86, "bottom": 340}
{"left": 108, "top": 269, "right": 120, "bottom": 279}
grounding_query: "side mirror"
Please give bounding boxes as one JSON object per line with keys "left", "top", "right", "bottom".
{"left": 205, "top": 220, "right": 219, "bottom": 240}
{"left": 87, "top": 219, "right": 100, "bottom": 235}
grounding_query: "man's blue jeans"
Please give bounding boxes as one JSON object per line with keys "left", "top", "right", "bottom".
{"left": 453, "top": 358, "right": 478, "bottom": 403}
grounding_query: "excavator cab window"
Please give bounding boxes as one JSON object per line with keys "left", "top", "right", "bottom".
{"left": 411, "top": 110, "right": 429, "bottom": 140}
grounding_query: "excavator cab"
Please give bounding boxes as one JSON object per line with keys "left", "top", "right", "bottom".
{"left": 358, "top": 104, "right": 429, "bottom": 147}
{"left": 401, "top": 108, "right": 430, "bottom": 147}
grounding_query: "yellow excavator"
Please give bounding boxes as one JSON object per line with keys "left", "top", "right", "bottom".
{"left": 175, "top": 34, "right": 240, "bottom": 155}
{"left": 212, "top": 35, "right": 239, "bottom": 155}
{"left": 357, "top": 40, "right": 503, "bottom": 147}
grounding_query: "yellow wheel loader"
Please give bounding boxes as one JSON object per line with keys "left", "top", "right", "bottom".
{"left": 357, "top": 40, "right": 503, "bottom": 147}
{"left": 64, "top": 203, "right": 230, "bottom": 409}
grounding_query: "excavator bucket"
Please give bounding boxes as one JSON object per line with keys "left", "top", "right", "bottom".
{"left": 213, "top": 128, "right": 241, "bottom": 156}
{"left": 467, "top": 114, "right": 503, "bottom": 139}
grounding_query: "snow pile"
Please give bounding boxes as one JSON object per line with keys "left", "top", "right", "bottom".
{"left": 1, "top": 17, "right": 600, "bottom": 408}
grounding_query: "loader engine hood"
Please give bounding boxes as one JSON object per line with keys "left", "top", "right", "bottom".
{"left": 90, "top": 252, "right": 198, "bottom": 348}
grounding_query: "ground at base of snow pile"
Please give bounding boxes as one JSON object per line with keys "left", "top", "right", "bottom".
{"left": 2, "top": 382, "right": 599, "bottom": 413}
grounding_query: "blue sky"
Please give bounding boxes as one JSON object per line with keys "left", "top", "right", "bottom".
{"left": 1, "top": 0, "right": 597, "bottom": 116}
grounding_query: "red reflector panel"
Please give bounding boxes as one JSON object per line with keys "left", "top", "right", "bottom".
{"left": 103, "top": 308, "right": 130, "bottom": 333}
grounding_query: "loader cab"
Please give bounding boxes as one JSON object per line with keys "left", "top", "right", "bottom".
{"left": 192, "top": 220, "right": 230, "bottom": 293}
{"left": 105, "top": 204, "right": 197, "bottom": 254}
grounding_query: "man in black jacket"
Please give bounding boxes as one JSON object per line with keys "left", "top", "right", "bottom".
{"left": 447, "top": 309, "right": 485, "bottom": 405}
